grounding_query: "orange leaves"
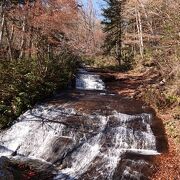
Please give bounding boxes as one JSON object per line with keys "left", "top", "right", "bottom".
{"left": 27, "top": 0, "right": 78, "bottom": 33}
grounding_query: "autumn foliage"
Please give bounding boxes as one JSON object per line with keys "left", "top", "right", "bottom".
{"left": 0, "top": 0, "right": 81, "bottom": 127}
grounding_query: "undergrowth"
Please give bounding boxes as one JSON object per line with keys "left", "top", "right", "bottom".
{"left": 0, "top": 52, "right": 79, "bottom": 128}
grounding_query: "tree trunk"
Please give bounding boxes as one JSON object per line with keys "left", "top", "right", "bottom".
{"left": 138, "top": 0, "right": 153, "bottom": 34}
{"left": 5, "top": 19, "right": 13, "bottom": 61}
{"left": 19, "top": 16, "right": 26, "bottom": 59}
{"left": 47, "top": 44, "right": 50, "bottom": 60}
{"left": 115, "top": 41, "right": 122, "bottom": 66}
{"left": 135, "top": 8, "right": 144, "bottom": 58}
{"left": 115, "top": 1, "right": 123, "bottom": 67}
{"left": 0, "top": 13, "right": 5, "bottom": 47}
{"left": 28, "top": 26, "right": 33, "bottom": 59}
{"left": 10, "top": 24, "right": 14, "bottom": 42}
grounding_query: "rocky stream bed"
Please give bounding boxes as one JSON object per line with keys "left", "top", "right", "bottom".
{"left": 0, "top": 68, "right": 168, "bottom": 180}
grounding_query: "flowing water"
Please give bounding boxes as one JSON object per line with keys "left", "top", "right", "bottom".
{"left": 0, "top": 69, "right": 162, "bottom": 179}
{"left": 76, "top": 69, "right": 105, "bottom": 90}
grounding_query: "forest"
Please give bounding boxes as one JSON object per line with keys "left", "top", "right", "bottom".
{"left": 0, "top": 0, "right": 180, "bottom": 179}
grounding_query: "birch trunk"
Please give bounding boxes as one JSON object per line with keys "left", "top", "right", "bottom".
{"left": 135, "top": 8, "right": 144, "bottom": 58}
{"left": 0, "top": 13, "right": 5, "bottom": 47}
{"left": 19, "top": 16, "right": 26, "bottom": 59}
{"left": 138, "top": 0, "right": 153, "bottom": 34}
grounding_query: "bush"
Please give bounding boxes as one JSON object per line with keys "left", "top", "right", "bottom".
{"left": 0, "top": 52, "right": 79, "bottom": 128}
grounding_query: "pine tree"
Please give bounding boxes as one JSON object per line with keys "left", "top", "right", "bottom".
{"left": 101, "top": 0, "right": 126, "bottom": 66}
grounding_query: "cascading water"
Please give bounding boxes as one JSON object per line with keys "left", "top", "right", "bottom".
{"left": 76, "top": 69, "right": 105, "bottom": 90}
{"left": 0, "top": 68, "right": 161, "bottom": 179}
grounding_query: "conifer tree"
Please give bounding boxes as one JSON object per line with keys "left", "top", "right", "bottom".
{"left": 102, "top": 0, "right": 126, "bottom": 66}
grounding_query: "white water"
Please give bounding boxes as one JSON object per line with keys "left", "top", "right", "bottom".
{"left": 76, "top": 69, "right": 105, "bottom": 90}
{"left": 0, "top": 69, "right": 160, "bottom": 179}
{"left": 54, "top": 111, "right": 158, "bottom": 179}
{"left": 0, "top": 106, "right": 159, "bottom": 179}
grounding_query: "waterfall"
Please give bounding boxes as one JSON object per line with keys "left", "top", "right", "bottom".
{"left": 76, "top": 69, "right": 105, "bottom": 90}
{"left": 0, "top": 69, "right": 161, "bottom": 179}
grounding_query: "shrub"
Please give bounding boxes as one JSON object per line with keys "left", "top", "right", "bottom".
{"left": 0, "top": 52, "right": 79, "bottom": 128}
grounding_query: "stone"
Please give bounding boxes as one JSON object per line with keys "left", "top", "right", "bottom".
{"left": 0, "top": 156, "right": 14, "bottom": 180}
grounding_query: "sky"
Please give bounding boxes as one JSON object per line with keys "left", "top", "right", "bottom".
{"left": 81, "top": 0, "right": 106, "bottom": 18}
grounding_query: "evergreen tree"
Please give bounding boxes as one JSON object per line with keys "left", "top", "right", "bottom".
{"left": 101, "top": 0, "right": 126, "bottom": 66}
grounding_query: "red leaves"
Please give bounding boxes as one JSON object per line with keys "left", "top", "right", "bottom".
{"left": 14, "top": 163, "right": 37, "bottom": 179}
{"left": 23, "top": 171, "right": 36, "bottom": 179}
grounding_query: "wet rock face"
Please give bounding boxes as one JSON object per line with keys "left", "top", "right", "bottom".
{"left": 0, "top": 104, "right": 159, "bottom": 180}
{"left": 0, "top": 69, "right": 166, "bottom": 180}
{"left": 0, "top": 157, "right": 55, "bottom": 180}
{"left": 0, "top": 156, "right": 14, "bottom": 180}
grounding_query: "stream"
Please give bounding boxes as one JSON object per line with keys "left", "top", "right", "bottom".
{"left": 0, "top": 68, "right": 163, "bottom": 180}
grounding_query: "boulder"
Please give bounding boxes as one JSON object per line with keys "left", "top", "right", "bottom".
{"left": 0, "top": 156, "right": 14, "bottom": 180}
